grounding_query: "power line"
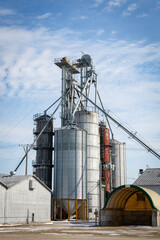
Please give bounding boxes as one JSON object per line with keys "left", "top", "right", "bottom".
{"left": 0, "top": 86, "right": 60, "bottom": 138}
{"left": 14, "top": 94, "right": 64, "bottom": 172}
{"left": 0, "top": 144, "right": 18, "bottom": 149}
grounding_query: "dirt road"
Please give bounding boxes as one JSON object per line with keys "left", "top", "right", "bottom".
{"left": 0, "top": 221, "right": 160, "bottom": 240}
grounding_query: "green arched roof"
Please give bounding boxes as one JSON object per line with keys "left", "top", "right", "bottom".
{"left": 104, "top": 185, "right": 160, "bottom": 211}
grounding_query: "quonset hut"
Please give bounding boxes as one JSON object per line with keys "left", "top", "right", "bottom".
{"left": 101, "top": 185, "right": 160, "bottom": 227}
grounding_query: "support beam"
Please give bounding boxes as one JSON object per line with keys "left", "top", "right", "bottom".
{"left": 14, "top": 94, "right": 66, "bottom": 172}
{"left": 76, "top": 88, "right": 160, "bottom": 161}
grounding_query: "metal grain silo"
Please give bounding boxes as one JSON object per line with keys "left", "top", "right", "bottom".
{"left": 110, "top": 139, "right": 126, "bottom": 189}
{"left": 53, "top": 124, "right": 87, "bottom": 220}
{"left": 75, "top": 110, "right": 100, "bottom": 220}
{"left": 33, "top": 113, "right": 53, "bottom": 189}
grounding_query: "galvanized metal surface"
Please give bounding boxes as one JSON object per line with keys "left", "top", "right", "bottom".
{"left": 133, "top": 168, "right": 160, "bottom": 194}
{"left": 54, "top": 124, "right": 87, "bottom": 214}
{"left": 110, "top": 139, "right": 126, "bottom": 189}
{"left": 75, "top": 111, "right": 100, "bottom": 219}
{"left": 0, "top": 174, "right": 29, "bottom": 188}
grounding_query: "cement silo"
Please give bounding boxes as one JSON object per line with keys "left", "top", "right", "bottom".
{"left": 110, "top": 139, "right": 126, "bottom": 190}
{"left": 53, "top": 124, "right": 87, "bottom": 220}
{"left": 75, "top": 110, "right": 100, "bottom": 219}
{"left": 33, "top": 113, "right": 53, "bottom": 189}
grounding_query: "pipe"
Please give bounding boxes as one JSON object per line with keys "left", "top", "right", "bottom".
{"left": 14, "top": 93, "right": 67, "bottom": 172}
{"left": 76, "top": 88, "right": 160, "bottom": 161}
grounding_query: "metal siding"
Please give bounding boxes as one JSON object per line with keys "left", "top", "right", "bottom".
{"left": 75, "top": 111, "right": 100, "bottom": 219}
{"left": 54, "top": 125, "right": 87, "bottom": 214}
{"left": 34, "top": 115, "right": 53, "bottom": 189}
{"left": 1, "top": 177, "right": 51, "bottom": 224}
{"left": 133, "top": 169, "right": 160, "bottom": 187}
{"left": 0, "top": 185, "right": 5, "bottom": 224}
{"left": 136, "top": 185, "right": 160, "bottom": 195}
{"left": 111, "top": 140, "right": 126, "bottom": 189}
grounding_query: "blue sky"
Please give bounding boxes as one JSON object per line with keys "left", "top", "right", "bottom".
{"left": 0, "top": 0, "right": 160, "bottom": 183}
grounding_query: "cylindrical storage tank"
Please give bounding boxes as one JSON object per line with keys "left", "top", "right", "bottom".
{"left": 75, "top": 111, "right": 100, "bottom": 219}
{"left": 54, "top": 124, "right": 87, "bottom": 216}
{"left": 99, "top": 123, "right": 110, "bottom": 196}
{"left": 33, "top": 114, "right": 53, "bottom": 189}
{"left": 110, "top": 139, "right": 126, "bottom": 189}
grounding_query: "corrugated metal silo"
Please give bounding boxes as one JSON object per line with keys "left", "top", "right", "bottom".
{"left": 33, "top": 113, "right": 53, "bottom": 189}
{"left": 75, "top": 110, "right": 100, "bottom": 219}
{"left": 54, "top": 124, "right": 87, "bottom": 219}
{"left": 110, "top": 139, "right": 126, "bottom": 189}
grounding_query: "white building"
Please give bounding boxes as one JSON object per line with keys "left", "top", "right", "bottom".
{"left": 0, "top": 174, "right": 51, "bottom": 224}
{"left": 133, "top": 168, "right": 160, "bottom": 194}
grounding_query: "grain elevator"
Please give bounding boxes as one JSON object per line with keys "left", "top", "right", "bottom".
{"left": 33, "top": 55, "right": 126, "bottom": 220}
{"left": 10, "top": 54, "right": 160, "bottom": 223}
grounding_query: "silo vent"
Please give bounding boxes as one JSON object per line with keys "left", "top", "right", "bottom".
{"left": 10, "top": 171, "right": 16, "bottom": 176}
{"left": 29, "top": 180, "right": 35, "bottom": 190}
{"left": 139, "top": 169, "right": 143, "bottom": 174}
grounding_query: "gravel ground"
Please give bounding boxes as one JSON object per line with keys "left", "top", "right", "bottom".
{"left": 0, "top": 221, "right": 160, "bottom": 240}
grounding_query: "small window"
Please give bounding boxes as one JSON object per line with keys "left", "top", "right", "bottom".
{"left": 89, "top": 209, "right": 92, "bottom": 213}
{"left": 29, "top": 180, "right": 35, "bottom": 190}
{"left": 137, "top": 192, "right": 145, "bottom": 201}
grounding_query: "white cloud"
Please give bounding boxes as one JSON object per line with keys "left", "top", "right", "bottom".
{"left": 92, "top": 0, "right": 104, "bottom": 7}
{"left": 0, "top": 7, "right": 16, "bottom": 16}
{"left": 122, "top": 3, "right": 138, "bottom": 16}
{"left": 105, "top": 0, "right": 127, "bottom": 11}
{"left": 137, "top": 13, "right": 148, "bottom": 18}
{"left": 0, "top": 26, "right": 160, "bottom": 109}
{"left": 72, "top": 15, "right": 88, "bottom": 20}
{"left": 0, "top": 26, "right": 160, "bottom": 177}
{"left": 97, "top": 29, "right": 105, "bottom": 36}
{"left": 36, "top": 12, "right": 52, "bottom": 20}
{"left": 0, "top": 27, "right": 70, "bottom": 98}
{"left": 80, "top": 15, "right": 88, "bottom": 20}
{"left": 111, "top": 30, "right": 117, "bottom": 35}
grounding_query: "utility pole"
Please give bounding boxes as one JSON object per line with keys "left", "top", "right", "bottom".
{"left": 19, "top": 144, "right": 30, "bottom": 175}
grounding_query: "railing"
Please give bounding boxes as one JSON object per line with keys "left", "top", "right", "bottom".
{"left": 32, "top": 143, "right": 54, "bottom": 149}
{"left": 76, "top": 106, "right": 99, "bottom": 113}
{"left": 32, "top": 160, "right": 54, "bottom": 167}
{"left": 33, "top": 113, "right": 44, "bottom": 121}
